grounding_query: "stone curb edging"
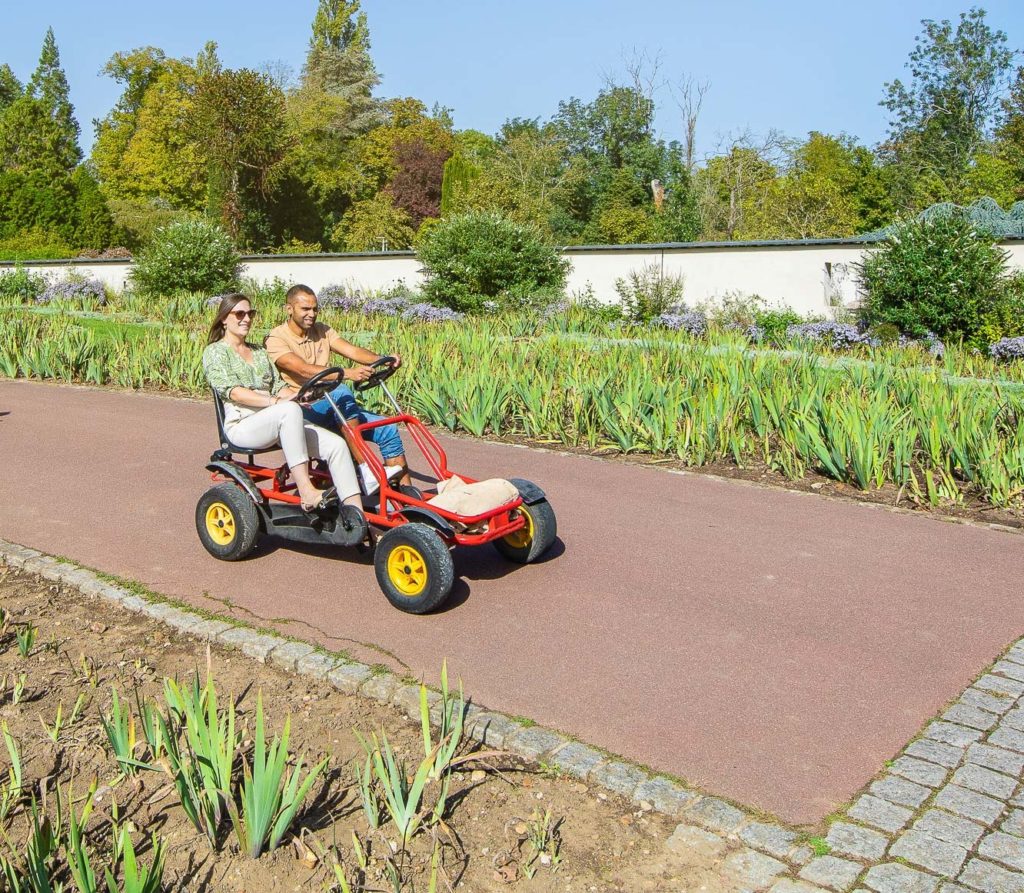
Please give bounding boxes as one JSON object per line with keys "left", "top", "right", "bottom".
{"left": 0, "top": 539, "right": 838, "bottom": 892}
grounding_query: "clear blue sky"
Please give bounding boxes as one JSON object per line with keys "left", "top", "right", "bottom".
{"left": 5, "top": 1, "right": 1024, "bottom": 157}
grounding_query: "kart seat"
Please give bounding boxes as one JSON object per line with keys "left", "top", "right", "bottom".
{"left": 211, "top": 388, "right": 278, "bottom": 463}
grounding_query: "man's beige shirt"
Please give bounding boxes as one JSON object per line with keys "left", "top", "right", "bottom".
{"left": 264, "top": 321, "right": 340, "bottom": 388}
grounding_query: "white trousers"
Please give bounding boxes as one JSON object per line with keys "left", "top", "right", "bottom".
{"left": 225, "top": 401, "right": 359, "bottom": 501}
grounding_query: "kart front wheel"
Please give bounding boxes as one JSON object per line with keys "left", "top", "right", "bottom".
{"left": 196, "top": 483, "right": 260, "bottom": 561}
{"left": 374, "top": 523, "right": 454, "bottom": 614}
{"left": 493, "top": 498, "right": 557, "bottom": 564}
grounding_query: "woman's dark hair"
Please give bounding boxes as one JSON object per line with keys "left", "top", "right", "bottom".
{"left": 207, "top": 293, "right": 251, "bottom": 345}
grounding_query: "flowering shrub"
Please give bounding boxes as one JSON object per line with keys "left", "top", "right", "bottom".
{"left": 786, "top": 321, "right": 867, "bottom": 349}
{"left": 318, "top": 284, "right": 364, "bottom": 311}
{"left": 362, "top": 295, "right": 411, "bottom": 316}
{"left": 130, "top": 220, "right": 240, "bottom": 297}
{"left": 402, "top": 302, "right": 464, "bottom": 322}
{"left": 655, "top": 311, "right": 707, "bottom": 337}
{"left": 989, "top": 337, "right": 1024, "bottom": 361}
{"left": 36, "top": 277, "right": 107, "bottom": 306}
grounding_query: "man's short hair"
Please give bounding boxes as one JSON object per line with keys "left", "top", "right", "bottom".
{"left": 286, "top": 284, "right": 316, "bottom": 304}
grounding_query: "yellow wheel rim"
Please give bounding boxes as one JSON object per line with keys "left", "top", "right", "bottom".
{"left": 387, "top": 545, "right": 428, "bottom": 597}
{"left": 205, "top": 502, "right": 236, "bottom": 546}
{"left": 503, "top": 507, "right": 534, "bottom": 550}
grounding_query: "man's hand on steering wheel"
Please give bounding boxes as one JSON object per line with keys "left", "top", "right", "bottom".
{"left": 353, "top": 355, "right": 399, "bottom": 392}
{"left": 346, "top": 365, "right": 375, "bottom": 384}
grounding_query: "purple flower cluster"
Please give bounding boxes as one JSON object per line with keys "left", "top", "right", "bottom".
{"left": 318, "top": 284, "right": 364, "bottom": 311}
{"left": 989, "top": 337, "right": 1024, "bottom": 361}
{"left": 785, "top": 321, "right": 866, "bottom": 349}
{"left": 401, "top": 302, "right": 465, "bottom": 323}
{"left": 36, "top": 278, "right": 107, "bottom": 306}
{"left": 362, "top": 296, "right": 410, "bottom": 316}
{"left": 656, "top": 311, "right": 707, "bottom": 336}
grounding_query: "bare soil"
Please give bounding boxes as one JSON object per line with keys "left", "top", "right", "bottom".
{"left": 0, "top": 565, "right": 744, "bottom": 892}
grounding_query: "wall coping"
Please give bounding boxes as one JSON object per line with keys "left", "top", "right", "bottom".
{"left": 3, "top": 234, "right": 1021, "bottom": 269}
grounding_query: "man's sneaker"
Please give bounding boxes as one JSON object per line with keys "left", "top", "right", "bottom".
{"left": 359, "top": 463, "right": 403, "bottom": 496}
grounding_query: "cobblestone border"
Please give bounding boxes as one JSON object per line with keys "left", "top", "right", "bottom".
{"left": 8, "top": 538, "right": 1024, "bottom": 892}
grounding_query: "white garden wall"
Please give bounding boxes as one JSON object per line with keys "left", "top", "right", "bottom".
{"left": 6, "top": 239, "right": 1023, "bottom": 319}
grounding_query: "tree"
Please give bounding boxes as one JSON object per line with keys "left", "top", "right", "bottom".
{"left": 26, "top": 28, "right": 81, "bottom": 170}
{"left": 460, "top": 121, "right": 567, "bottom": 235}
{"left": 71, "top": 166, "right": 114, "bottom": 248}
{"left": 995, "top": 66, "right": 1024, "bottom": 200}
{"left": 331, "top": 192, "right": 415, "bottom": 251}
{"left": 0, "top": 95, "right": 69, "bottom": 177}
{"left": 92, "top": 47, "right": 173, "bottom": 194}
{"left": 93, "top": 49, "right": 207, "bottom": 210}
{"left": 0, "top": 64, "right": 21, "bottom": 115}
{"left": 670, "top": 74, "right": 710, "bottom": 175}
{"left": 284, "top": 0, "right": 383, "bottom": 243}
{"left": 880, "top": 8, "right": 1014, "bottom": 207}
{"left": 190, "top": 68, "right": 293, "bottom": 242}
{"left": 695, "top": 133, "right": 781, "bottom": 240}
{"left": 740, "top": 133, "right": 895, "bottom": 239}
{"left": 385, "top": 138, "right": 449, "bottom": 228}
{"left": 117, "top": 63, "right": 207, "bottom": 208}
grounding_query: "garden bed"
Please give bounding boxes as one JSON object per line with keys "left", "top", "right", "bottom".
{"left": 3, "top": 303, "right": 1023, "bottom": 514}
{"left": 0, "top": 564, "right": 738, "bottom": 892}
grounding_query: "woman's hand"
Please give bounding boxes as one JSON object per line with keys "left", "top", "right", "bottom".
{"left": 275, "top": 387, "right": 300, "bottom": 403}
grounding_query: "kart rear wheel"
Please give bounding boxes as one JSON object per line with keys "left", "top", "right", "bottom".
{"left": 196, "top": 482, "right": 260, "bottom": 561}
{"left": 493, "top": 498, "right": 556, "bottom": 564}
{"left": 374, "top": 523, "right": 454, "bottom": 614}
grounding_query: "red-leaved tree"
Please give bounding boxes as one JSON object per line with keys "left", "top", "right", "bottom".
{"left": 385, "top": 138, "right": 450, "bottom": 228}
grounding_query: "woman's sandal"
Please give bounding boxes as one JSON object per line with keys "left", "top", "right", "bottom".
{"left": 302, "top": 486, "right": 339, "bottom": 515}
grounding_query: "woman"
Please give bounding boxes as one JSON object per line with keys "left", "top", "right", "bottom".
{"left": 202, "top": 293, "right": 365, "bottom": 537}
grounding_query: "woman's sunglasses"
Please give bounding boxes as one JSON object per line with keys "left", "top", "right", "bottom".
{"left": 229, "top": 309, "right": 257, "bottom": 321}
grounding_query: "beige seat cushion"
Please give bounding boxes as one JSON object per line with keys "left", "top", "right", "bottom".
{"left": 426, "top": 476, "right": 519, "bottom": 517}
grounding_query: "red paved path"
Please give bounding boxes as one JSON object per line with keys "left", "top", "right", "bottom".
{"left": 1, "top": 380, "right": 1021, "bottom": 825}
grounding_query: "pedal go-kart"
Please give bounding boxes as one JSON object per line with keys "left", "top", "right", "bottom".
{"left": 195, "top": 359, "right": 557, "bottom": 613}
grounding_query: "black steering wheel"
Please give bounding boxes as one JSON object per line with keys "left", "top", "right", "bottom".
{"left": 353, "top": 356, "right": 398, "bottom": 392}
{"left": 294, "top": 366, "right": 347, "bottom": 404}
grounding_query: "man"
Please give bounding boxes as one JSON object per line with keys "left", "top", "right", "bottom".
{"left": 265, "top": 284, "right": 411, "bottom": 490}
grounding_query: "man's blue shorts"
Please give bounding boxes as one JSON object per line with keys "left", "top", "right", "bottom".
{"left": 303, "top": 383, "right": 404, "bottom": 460}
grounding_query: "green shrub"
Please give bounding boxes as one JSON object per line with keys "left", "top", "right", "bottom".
{"left": 977, "top": 272, "right": 1024, "bottom": 346}
{"left": 859, "top": 213, "right": 1008, "bottom": 341}
{"left": 418, "top": 211, "right": 569, "bottom": 313}
{"left": 130, "top": 220, "right": 240, "bottom": 297}
{"left": 0, "top": 230, "right": 73, "bottom": 261}
{"left": 107, "top": 199, "right": 191, "bottom": 252}
{"left": 615, "top": 263, "right": 685, "bottom": 324}
{"left": 0, "top": 267, "right": 47, "bottom": 303}
{"left": 867, "top": 322, "right": 902, "bottom": 345}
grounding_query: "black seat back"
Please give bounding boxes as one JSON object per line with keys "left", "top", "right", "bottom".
{"left": 211, "top": 388, "right": 276, "bottom": 460}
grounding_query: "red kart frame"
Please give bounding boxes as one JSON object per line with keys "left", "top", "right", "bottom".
{"left": 209, "top": 411, "right": 527, "bottom": 547}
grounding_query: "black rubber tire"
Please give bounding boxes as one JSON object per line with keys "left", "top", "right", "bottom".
{"left": 195, "top": 482, "right": 260, "bottom": 561}
{"left": 492, "top": 497, "right": 557, "bottom": 564}
{"left": 374, "top": 523, "right": 455, "bottom": 614}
